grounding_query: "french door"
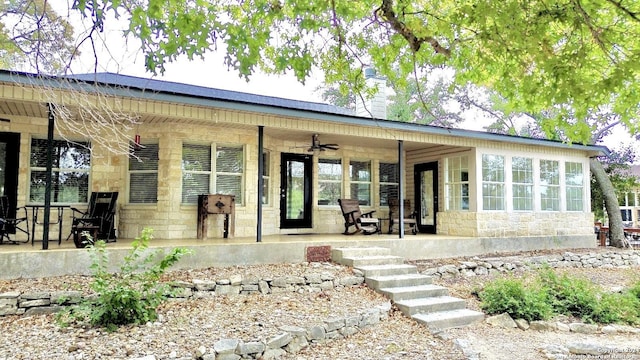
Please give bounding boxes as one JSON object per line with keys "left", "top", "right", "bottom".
{"left": 0, "top": 132, "right": 20, "bottom": 219}
{"left": 415, "top": 162, "right": 438, "bottom": 234}
{"left": 280, "top": 153, "right": 312, "bottom": 228}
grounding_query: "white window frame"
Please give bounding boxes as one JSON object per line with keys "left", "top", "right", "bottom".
{"left": 129, "top": 143, "right": 159, "bottom": 204}
{"left": 482, "top": 154, "right": 505, "bottom": 211}
{"left": 262, "top": 150, "right": 270, "bottom": 206}
{"left": 540, "top": 159, "right": 560, "bottom": 211}
{"left": 181, "top": 143, "right": 244, "bottom": 205}
{"left": 317, "top": 158, "right": 342, "bottom": 206}
{"left": 565, "top": 161, "right": 584, "bottom": 211}
{"left": 512, "top": 156, "right": 533, "bottom": 211}
{"left": 349, "top": 160, "right": 372, "bottom": 206}
{"left": 445, "top": 156, "right": 469, "bottom": 211}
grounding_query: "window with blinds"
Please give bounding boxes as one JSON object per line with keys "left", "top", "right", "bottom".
{"left": 129, "top": 143, "right": 159, "bottom": 203}
{"left": 350, "top": 160, "right": 371, "bottom": 206}
{"left": 181, "top": 143, "right": 244, "bottom": 204}
{"left": 29, "top": 138, "right": 90, "bottom": 203}
{"left": 379, "top": 162, "right": 398, "bottom": 207}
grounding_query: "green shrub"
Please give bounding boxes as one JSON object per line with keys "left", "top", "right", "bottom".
{"left": 536, "top": 268, "right": 600, "bottom": 321}
{"left": 628, "top": 280, "right": 640, "bottom": 299}
{"left": 594, "top": 292, "right": 640, "bottom": 325}
{"left": 57, "top": 228, "right": 192, "bottom": 331}
{"left": 479, "top": 277, "right": 553, "bottom": 322}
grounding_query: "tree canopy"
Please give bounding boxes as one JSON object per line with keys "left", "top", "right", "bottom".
{"left": 71, "top": 0, "right": 639, "bottom": 143}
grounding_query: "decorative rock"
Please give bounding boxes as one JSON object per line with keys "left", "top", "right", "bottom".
{"left": 229, "top": 274, "right": 242, "bottom": 285}
{"left": 50, "top": 291, "right": 83, "bottom": 305}
{"left": 485, "top": 313, "right": 517, "bottom": 328}
{"left": 530, "top": 321, "right": 554, "bottom": 331}
{"left": 285, "top": 335, "right": 309, "bottom": 353}
{"left": 514, "top": 318, "right": 529, "bottom": 330}
{"left": 213, "top": 339, "right": 239, "bottom": 355}
{"left": 567, "top": 342, "right": 612, "bottom": 355}
{"left": 556, "top": 322, "right": 570, "bottom": 332}
{"left": 324, "top": 318, "right": 345, "bottom": 332}
{"left": 601, "top": 325, "right": 618, "bottom": 334}
{"left": 307, "top": 325, "right": 326, "bottom": 341}
{"left": 261, "top": 348, "right": 287, "bottom": 360}
{"left": 193, "top": 279, "right": 216, "bottom": 291}
{"left": 569, "top": 323, "right": 598, "bottom": 334}
{"left": 236, "top": 341, "right": 265, "bottom": 355}
{"left": 338, "top": 276, "right": 363, "bottom": 286}
{"left": 266, "top": 332, "right": 292, "bottom": 349}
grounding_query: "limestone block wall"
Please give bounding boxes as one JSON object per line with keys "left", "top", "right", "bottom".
{"left": 437, "top": 211, "right": 594, "bottom": 238}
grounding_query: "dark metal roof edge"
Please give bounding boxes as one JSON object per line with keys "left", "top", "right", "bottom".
{"left": 0, "top": 70, "right": 609, "bottom": 155}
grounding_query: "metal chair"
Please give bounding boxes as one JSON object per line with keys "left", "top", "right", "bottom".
{"left": 69, "top": 192, "right": 118, "bottom": 244}
{"left": 0, "top": 195, "right": 29, "bottom": 244}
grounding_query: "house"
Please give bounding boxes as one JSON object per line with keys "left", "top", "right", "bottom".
{"left": 616, "top": 165, "right": 640, "bottom": 227}
{"left": 0, "top": 70, "right": 606, "bottom": 254}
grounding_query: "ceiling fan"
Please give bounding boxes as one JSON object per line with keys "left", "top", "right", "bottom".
{"left": 308, "top": 134, "right": 339, "bottom": 152}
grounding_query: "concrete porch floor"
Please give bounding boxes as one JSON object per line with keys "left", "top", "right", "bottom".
{"left": 0, "top": 232, "right": 596, "bottom": 280}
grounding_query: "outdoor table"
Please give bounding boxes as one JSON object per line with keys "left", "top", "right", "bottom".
{"left": 25, "top": 204, "right": 70, "bottom": 246}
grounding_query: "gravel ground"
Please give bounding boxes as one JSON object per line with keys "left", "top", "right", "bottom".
{"left": 1, "top": 249, "right": 639, "bottom": 360}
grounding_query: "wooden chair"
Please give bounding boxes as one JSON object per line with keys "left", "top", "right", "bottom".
{"left": 0, "top": 195, "right": 29, "bottom": 244}
{"left": 338, "top": 198, "right": 380, "bottom": 235}
{"left": 388, "top": 198, "right": 418, "bottom": 235}
{"left": 69, "top": 192, "right": 118, "bottom": 244}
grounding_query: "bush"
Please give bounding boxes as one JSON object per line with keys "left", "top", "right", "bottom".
{"left": 536, "top": 268, "right": 600, "bottom": 321}
{"left": 479, "top": 277, "right": 553, "bottom": 322}
{"left": 595, "top": 292, "right": 640, "bottom": 325}
{"left": 57, "top": 228, "right": 192, "bottom": 331}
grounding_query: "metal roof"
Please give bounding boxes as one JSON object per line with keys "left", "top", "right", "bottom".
{"left": 0, "top": 70, "right": 609, "bottom": 155}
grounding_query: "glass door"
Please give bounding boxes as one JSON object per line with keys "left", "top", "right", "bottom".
{"left": 415, "top": 162, "right": 438, "bottom": 234}
{"left": 0, "top": 132, "right": 20, "bottom": 218}
{"left": 280, "top": 153, "right": 312, "bottom": 228}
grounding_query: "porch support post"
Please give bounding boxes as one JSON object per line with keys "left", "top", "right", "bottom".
{"left": 398, "top": 140, "right": 405, "bottom": 239}
{"left": 43, "top": 103, "right": 55, "bottom": 250}
{"left": 256, "top": 126, "right": 264, "bottom": 242}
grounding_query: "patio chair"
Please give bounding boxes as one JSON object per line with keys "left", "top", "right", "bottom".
{"left": 0, "top": 195, "right": 29, "bottom": 244}
{"left": 338, "top": 198, "right": 380, "bottom": 235}
{"left": 388, "top": 198, "right": 418, "bottom": 235}
{"left": 69, "top": 192, "right": 118, "bottom": 245}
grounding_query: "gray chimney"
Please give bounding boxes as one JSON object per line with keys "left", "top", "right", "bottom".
{"left": 355, "top": 68, "right": 387, "bottom": 119}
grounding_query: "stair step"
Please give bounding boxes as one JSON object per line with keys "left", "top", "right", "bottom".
{"left": 413, "top": 309, "right": 485, "bottom": 331}
{"left": 331, "top": 247, "right": 391, "bottom": 264}
{"left": 366, "top": 273, "right": 433, "bottom": 289}
{"left": 356, "top": 264, "right": 417, "bottom": 277}
{"left": 378, "top": 284, "right": 449, "bottom": 302}
{"left": 341, "top": 255, "right": 405, "bottom": 267}
{"left": 395, "top": 296, "right": 466, "bottom": 316}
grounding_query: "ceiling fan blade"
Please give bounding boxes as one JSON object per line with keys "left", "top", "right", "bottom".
{"left": 321, "top": 145, "right": 339, "bottom": 150}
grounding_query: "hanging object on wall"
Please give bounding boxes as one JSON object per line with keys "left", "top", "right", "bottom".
{"left": 134, "top": 134, "right": 141, "bottom": 146}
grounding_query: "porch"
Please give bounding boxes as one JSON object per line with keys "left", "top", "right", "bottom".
{"left": 0, "top": 232, "right": 596, "bottom": 280}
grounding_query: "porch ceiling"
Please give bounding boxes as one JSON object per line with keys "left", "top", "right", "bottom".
{"left": 0, "top": 99, "right": 468, "bottom": 154}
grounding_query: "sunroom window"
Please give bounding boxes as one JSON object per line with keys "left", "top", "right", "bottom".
{"left": 445, "top": 156, "right": 469, "bottom": 210}
{"left": 482, "top": 154, "right": 505, "bottom": 210}
{"left": 29, "top": 138, "right": 90, "bottom": 203}
{"left": 540, "top": 160, "right": 560, "bottom": 211}
{"left": 565, "top": 162, "right": 583, "bottom": 211}
{"left": 512, "top": 157, "right": 533, "bottom": 211}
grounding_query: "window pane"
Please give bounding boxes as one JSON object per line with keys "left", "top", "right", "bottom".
{"left": 351, "top": 183, "right": 371, "bottom": 206}
{"left": 380, "top": 184, "right": 398, "bottom": 207}
{"left": 379, "top": 163, "right": 398, "bottom": 183}
{"left": 350, "top": 161, "right": 371, "bottom": 181}
{"left": 182, "top": 144, "right": 211, "bottom": 172}
{"left": 130, "top": 173, "right": 158, "bottom": 203}
{"left": 182, "top": 173, "right": 209, "bottom": 203}
{"left": 318, "top": 159, "right": 341, "bottom": 180}
{"left": 318, "top": 182, "right": 341, "bottom": 205}
{"left": 30, "top": 171, "right": 89, "bottom": 203}
{"left": 130, "top": 144, "right": 159, "bottom": 171}
{"left": 445, "top": 156, "right": 469, "bottom": 210}
{"left": 216, "top": 174, "right": 242, "bottom": 203}
{"left": 217, "top": 146, "right": 243, "bottom": 173}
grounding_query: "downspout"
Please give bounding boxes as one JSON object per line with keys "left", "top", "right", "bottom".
{"left": 256, "top": 126, "right": 264, "bottom": 242}
{"left": 398, "top": 140, "right": 404, "bottom": 239}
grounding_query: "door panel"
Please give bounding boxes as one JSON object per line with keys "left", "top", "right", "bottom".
{"left": 280, "top": 153, "right": 312, "bottom": 228}
{"left": 415, "top": 162, "right": 438, "bottom": 234}
{"left": 0, "top": 132, "right": 20, "bottom": 220}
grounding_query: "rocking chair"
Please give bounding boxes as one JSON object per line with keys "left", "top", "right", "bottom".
{"left": 0, "top": 195, "right": 29, "bottom": 244}
{"left": 338, "top": 198, "right": 380, "bottom": 235}
{"left": 68, "top": 192, "right": 118, "bottom": 247}
{"left": 388, "top": 198, "right": 418, "bottom": 235}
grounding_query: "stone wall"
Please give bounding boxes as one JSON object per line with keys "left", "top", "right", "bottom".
{"left": 417, "top": 250, "right": 640, "bottom": 278}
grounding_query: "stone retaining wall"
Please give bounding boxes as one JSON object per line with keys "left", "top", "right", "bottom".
{"left": 0, "top": 270, "right": 392, "bottom": 359}
{"left": 419, "top": 250, "right": 640, "bottom": 278}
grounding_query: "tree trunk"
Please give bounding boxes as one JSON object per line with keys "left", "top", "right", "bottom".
{"left": 590, "top": 158, "right": 626, "bottom": 247}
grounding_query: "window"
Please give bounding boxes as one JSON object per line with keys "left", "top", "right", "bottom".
{"left": 181, "top": 143, "right": 244, "bottom": 204}
{"left": 29, "top": 138, "right": 90, "bottom": 203}
{"left": 482, "top": 154, "right": 505, "bottom": 210}
{"left": 565, "top": 162, "right": 583, "bottom": 211}
{"left": 318, "top": 159, "right": 341, "bottom": 205}
{"left": 262, "top": 151, "right": 270, "bottom": 205}
{"left": 621, "top": 209, "right": 632, "bottom": 222}
{"left": 350, "top": 160, "right": 371, "bottom": 206}
{"left": 540, "top": 160, "right": 560, "bottom": 211}
{"left": 129, "top": 143, "right": 159, "bottom": 203}
{"left": 379, "top": 162, "right": 398, "bottom": 207}
{"left": 445, "top": 156, "right": 469, "bottom": 210}
{"left": 619, "top": 192, "right": 636, "bottom": 207}
{"left": 512, "top": 157, "right": 533, "bottom": 211}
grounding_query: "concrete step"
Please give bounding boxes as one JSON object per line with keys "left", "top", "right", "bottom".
{"left": 413, "top": 309, "right": 485, "bottom": 331}
{"left": 395, "top": 296, "right": 466, "bottom": 316}
{"left": 366, "top": 273, "right": 433, "bottom": 289}
{"left": 356, "top": 264, "right": 418, "bottom": 278}
{"left": 331, "top": 247, "right": 391, "bottom": 264}
{"left": 378, "top": 284, "right": 449, "bottom": 302}
{"left": 340, "top": 255, "right": 405, "bottom": 268}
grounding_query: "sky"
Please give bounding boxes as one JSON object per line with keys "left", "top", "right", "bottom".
{"left": 55, "top": 2, "right": 638, "bottom": 156}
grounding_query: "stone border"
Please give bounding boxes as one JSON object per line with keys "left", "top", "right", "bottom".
{"left": 0, "top": 270, "right": 394, "bottom": 359}
{"left": 419, "top": 250, "right": 640, "bottom": 278}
